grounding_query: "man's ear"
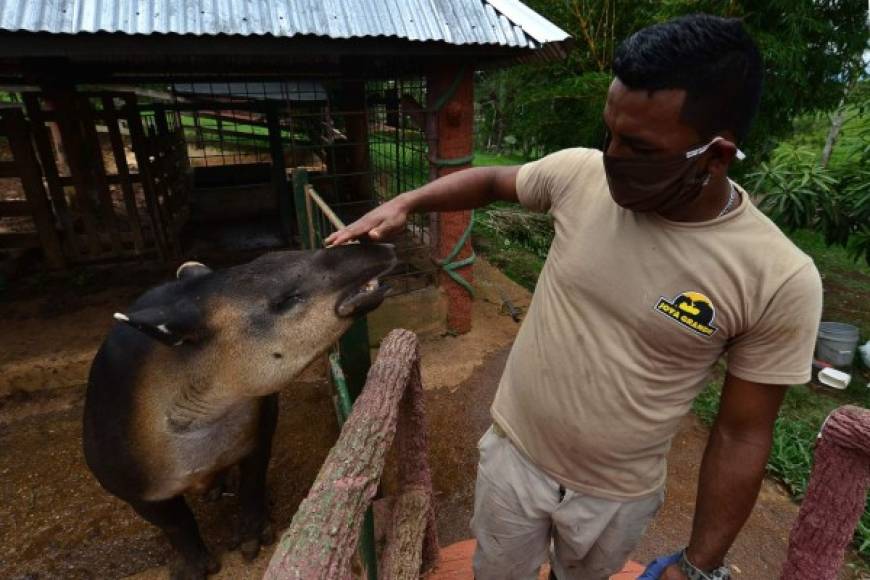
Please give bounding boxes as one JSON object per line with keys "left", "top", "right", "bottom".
{"left": 113, "top": 300, "right": 202, "bottom": 346}
{"left": 708, "top": 137, "right": 741, "bottom": 177}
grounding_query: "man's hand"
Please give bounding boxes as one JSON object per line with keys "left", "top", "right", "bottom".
{"left": 325, "top": 197, "right": 410, "bottom": 247}
{"left": 638, "top": 552, "right": 682, "bottom": 579}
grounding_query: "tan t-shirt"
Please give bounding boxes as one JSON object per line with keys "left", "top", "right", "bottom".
{"left": 491, "top": 147, "right": 823, "bottom": 501}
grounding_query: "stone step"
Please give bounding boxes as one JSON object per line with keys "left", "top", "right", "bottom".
{"left": 426, "top": 539, "right": 645, "bottom": 579}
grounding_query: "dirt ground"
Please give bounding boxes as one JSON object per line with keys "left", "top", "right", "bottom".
{"left": 0, "top": 257, "right": 863, "bottom": 579}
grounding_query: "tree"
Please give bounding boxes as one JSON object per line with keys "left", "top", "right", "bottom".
{"left": 749, "top": 79, "right": 869, "bottom": 266}
{"left": 476, "top": 0, "right": 869, "bottom": 168}
{"left": 476, "top": 0, "right": 652, "bottom": 156}
{"left": 821, "top": 52, "right": 867, "bottom": 168}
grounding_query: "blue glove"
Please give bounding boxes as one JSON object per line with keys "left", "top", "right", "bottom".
{"left": 637, "top": 551, "right": 682, "bottom": 579}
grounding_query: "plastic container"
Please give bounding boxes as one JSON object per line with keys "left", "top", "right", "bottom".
{"left": 818, "top": 367, "right": 851, "bottom": 390}
{"left": 859, "top": 340, "right": 870, "bottom": 368}
{"left": 815, "top": 322, "right": 860, "bottom": 367}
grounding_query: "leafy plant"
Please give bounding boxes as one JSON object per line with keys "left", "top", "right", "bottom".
{"left": 750, "top": 147, "right": 839, "bottom": 232}
{"left": 836, "top": 163, "right": 870, "bottom": 266}
{"left": 749, "top": 136, "right": 870, "bottom": 266}
{"left": 476, "top": 205, "right": 555, "bottom": 260}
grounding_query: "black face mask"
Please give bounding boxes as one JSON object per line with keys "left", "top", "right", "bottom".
{"left": 602, "top": 135, "right": 745, "bottom": 214}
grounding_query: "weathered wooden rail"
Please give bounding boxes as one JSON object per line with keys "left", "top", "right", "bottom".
{"left": 781, "top": 405, "right": 870, "bottom": 580}
{"left": 265, "top": 329, "right": 439, "bottom": 579}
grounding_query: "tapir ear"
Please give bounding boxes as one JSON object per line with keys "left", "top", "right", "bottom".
{"left": 113, "top": 300, "right": 202, "bottom": 346}
{"left": 176, "top": 261, "right": 212, "bottom": 281}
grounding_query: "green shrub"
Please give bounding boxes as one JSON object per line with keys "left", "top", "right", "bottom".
{"left": 749, "top": 144, "right": 870, "bottom": 266}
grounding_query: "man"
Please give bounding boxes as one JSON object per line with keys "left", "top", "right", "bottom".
{"left": 327, "top": 14, "right": 822, "bottom": 580}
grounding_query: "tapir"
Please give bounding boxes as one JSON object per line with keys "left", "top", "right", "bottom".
{"left": 83, "top": 243, "right": 397, "bottom": 579}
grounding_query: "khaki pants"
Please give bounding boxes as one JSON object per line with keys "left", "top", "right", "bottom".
{"left": 471, "top": 426, "right": 664, "bottom": 580}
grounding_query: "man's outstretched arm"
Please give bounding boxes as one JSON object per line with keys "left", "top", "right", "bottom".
{"left": 663, "top": 372, "right": 787, "bottom": 579}
{"left": 325, "top": 165, "right": 520, "bottom": 246}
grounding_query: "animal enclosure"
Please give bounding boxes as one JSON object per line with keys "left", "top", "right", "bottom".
{"left": 0, "top": 77, "right": 437, "bottom": 297}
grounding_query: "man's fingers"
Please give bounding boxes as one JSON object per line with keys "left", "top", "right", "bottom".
{"left": 324, "top": 231, "right": 343, "bottom": 247}
{"left": 325, "top": 228, "right": 353, "bottom": 247}
{"left": 327, "top": 230, "right": 356, "bottom": 247}
{"left": 325, "top": 220, "right": 376, "bottom": 247}
{"left": 324, "top": 208, "right": 405, "bottom": 247}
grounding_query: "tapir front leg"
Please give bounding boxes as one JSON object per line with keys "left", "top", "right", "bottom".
{"left": 236, "top": 393, "right": 279, "bottom": 560}
{"left": 131, "top": 496, "right": 220, "bottom": 580}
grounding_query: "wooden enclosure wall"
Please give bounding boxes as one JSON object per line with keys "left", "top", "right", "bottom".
{"left": 0, "top": 91, "right": 191, "bottom": 267}
{"left": 136, "top": 103, "right": 191, "bottom": 259}
{"left": 0, "top": 107, "right": 65, "bottom": 268}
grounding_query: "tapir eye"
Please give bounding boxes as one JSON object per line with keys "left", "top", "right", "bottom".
{"left": 270, "top": 292, "right": 304, "bottom": 312}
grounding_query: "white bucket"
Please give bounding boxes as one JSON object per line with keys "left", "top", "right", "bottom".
{"left": 815, "top": 322, "right": 860, "bottom": 367}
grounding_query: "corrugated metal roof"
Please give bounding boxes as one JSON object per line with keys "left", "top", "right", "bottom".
{"left": 0, "top": 0, "right": 570, "bottom": 52}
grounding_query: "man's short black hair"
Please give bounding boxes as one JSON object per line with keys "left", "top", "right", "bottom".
{"left": 612, "top": 14, "right": 762, "bottom": 143}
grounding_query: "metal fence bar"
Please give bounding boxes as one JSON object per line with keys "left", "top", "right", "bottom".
{"left": 292, "top": 169, "right": 311, "bottom": 249}
{"left": 328, "top": 350, "right": 379, "bottom": 580}
{"left": 329, "top": 352, "right": 353, "bottom": 423}
{"left": 301, "top": 179, "right": 374, "bottom": 400}
{"left": 292, "top": 169, "right": 378, "bottom": 579}
{"left": 306, "top": 184, "right": 346, "bottom": 231}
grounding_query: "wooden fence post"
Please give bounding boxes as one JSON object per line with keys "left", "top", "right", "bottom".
{"left": 266, "top": 103, "right": 293, "bottom": 242}
{"left": 0, "top": 109, "right": 65, "bottom": 269}
{"left": 22, "top": 93, "right": 80, "bottom": 261}
{"left": 126, "top": 98, "right": 170, "bottom": 261}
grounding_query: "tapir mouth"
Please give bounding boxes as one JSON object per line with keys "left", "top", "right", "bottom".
{"left": 336, "top": 276, "right": 391, "bottom": 318}
{"left": 335, "top": 253, "right": 397, "bottom": 318}
{"left": 331, "top": 242, "right": 397, "bottom": 318}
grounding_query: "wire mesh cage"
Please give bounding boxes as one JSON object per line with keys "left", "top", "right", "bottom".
{"left": 364, "top": 77, "right": 437, "bottom": 293}
{"left": 171, "top": 80, "right": 323, "bottom": 169}
{"left": 167, "top": 74, "right": 439, "bottom": 294}
{"left": 366, "top": 77, "right": 431, "bottom": 243}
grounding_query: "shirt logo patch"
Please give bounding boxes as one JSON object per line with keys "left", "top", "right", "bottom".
{"left": 655, "top": 291, "right": 719, "bottom": 337}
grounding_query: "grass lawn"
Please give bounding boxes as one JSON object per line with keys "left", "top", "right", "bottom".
{"left": 474, "top": 151, "right": 526, "bottom": 167}
{"left": 472, "top": 149, "right": 870, "bottom": 563}
{"left": 790, "top": 229, "right": 870, "bottom": 340}
{"left": 179, "top": 114, "right": 308, "bottom": 150}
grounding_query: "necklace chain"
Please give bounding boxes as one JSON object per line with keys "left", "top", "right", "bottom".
{"left": 717, "top": 183, "right": 738, "bottom": 218}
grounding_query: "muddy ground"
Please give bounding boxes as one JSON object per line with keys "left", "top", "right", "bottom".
{"left": 0, "top": 258, "right": 863, "bottom": 579}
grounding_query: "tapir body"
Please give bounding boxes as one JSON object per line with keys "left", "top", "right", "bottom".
{"left": 83, "top": 244, "right": 396, "bottom": 579}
